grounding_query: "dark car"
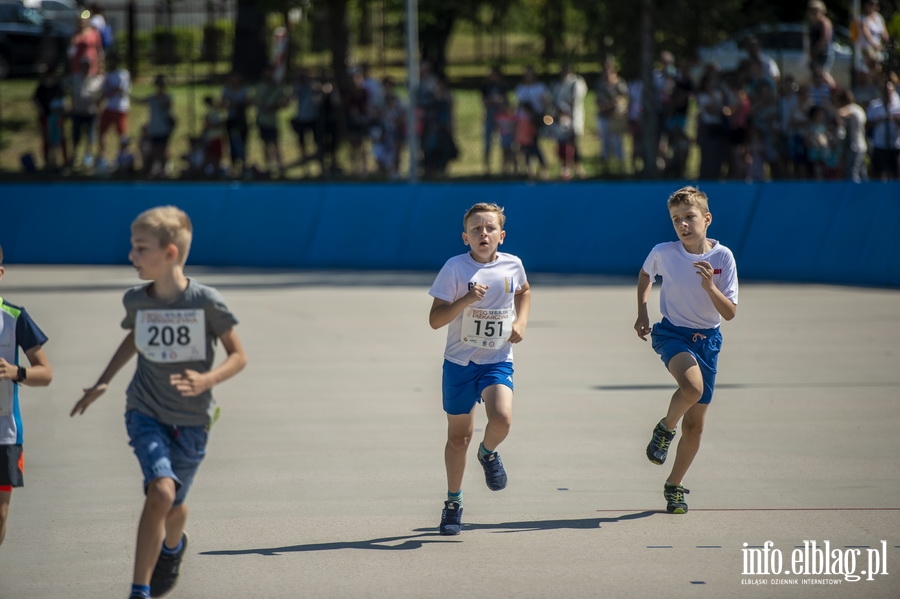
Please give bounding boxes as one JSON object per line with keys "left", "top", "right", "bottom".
{"left": 0, "top": 1, "right": 73, "bottom": 78}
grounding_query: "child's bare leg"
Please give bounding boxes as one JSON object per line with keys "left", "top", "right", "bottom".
{"left": 165, "top": 503, "right": 188, "bottom": 550}
{"left": 662, "top": 352, "right": 704, "bottom": 430}
{"left": 0, "top": 490, "right": 10, "bottom": 546}
{"left": 666, "top": 402, "right": 708, "bottom": 485}
{"left": 445, "top": 412, "right": 474, "bottom": 493}
{"left": 481, "top": 384, "right": 513, "bottom": 451}
{"left": 133, "top": 478, "right": 177, "bottom": 584}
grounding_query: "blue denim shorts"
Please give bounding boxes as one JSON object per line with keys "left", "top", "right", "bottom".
{"left": 442, "top": 360, "right": 514, "bottom": 416}
{"left": 125, "top": 410, "right": 208, "bottom": 506}
{"left": 651, "top": 318, "right": 723, "bottom": 405}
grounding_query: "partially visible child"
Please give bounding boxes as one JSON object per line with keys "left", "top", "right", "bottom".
{"left": 805, "top": 104, "right": 832, "bottom": 180}
{"left": 33, "top": 69, "right": 68, "bottom": 169}
{"left": 254, "top": 65, "right": 290, "bottom": 177}
{"left": 0, "top": 245, "right": 54, "bottom": 547}
{"left": 71, "top": 206, "right": 247, "bottom": 599}
{"left": 634, "top": 186, "right": 738, "bottom": 515}
{"left": 201, "top": 95, "right": 225, "bottom": 176}
{"left": 182, "top": 136, "right": 206, "bottom": 177}
{"left": 494, "top": 98, "right": 518, "bottom": 175}
{"left": 137, "top": 74, "right": 175, "bottom": 178}
{"left": 428, "top": 203, "right": 531, "bottom": 535}
{"left": 555, "top": 110, "right": 576, "bottom": 179}
{"left": 835, "top": 88, "right": 868, "bottom": 183}
{"left": 96, "top": 53, "right": 132, "bottom": 172}
{"left": 69, "top": 57, "right": 104, "bottom": 168}
{"left": 516, "top": 102, "right": 546, "bottom": 179}
{"left": 116, "top": 135, "right": 136, "bottom": 175}
{"left": 46, "top": 97, "right": 66, "bottom": 171}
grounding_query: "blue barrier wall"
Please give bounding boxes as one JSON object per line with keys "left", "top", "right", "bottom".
{"left": 1, "top": 181, "right": 898, "bottom": 287}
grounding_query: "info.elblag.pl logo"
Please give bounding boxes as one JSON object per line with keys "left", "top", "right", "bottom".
{"left": 741, "top": 540, "right": 889, "bottom": 585}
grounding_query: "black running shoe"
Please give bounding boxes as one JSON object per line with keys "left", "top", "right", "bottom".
{"left": 439, "top": 501, "right": 463, "bottom": 535}
{"left": 646, "top": 419, "right": 676, "bottom": 465}
{"left": 150, "top": 533, "right": 188, "bottom": 598}
{"left": 478, "top": 451, "right": 508, "bottom": 491}
{"left": 664, "top": 483, "right": 690, "bottom": 514}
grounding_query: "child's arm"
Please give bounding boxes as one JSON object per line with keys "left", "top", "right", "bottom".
{"left": 0, "top": 345, "right": 52, "bottom": 387}
{"left": 693, "top": 260, "right": 738, "bottom": 321}
{"left": 169, "top": 328, "right": 247, "bottom": 397}
{"left": 70, "top": 331, "right": 136, "bottom": 416}
{"left": 429, "top": 284, "right": 487, "bottom": 330}
{"left": 634, "top": 270, "right": 653, "bottom": 340}
{"left": 509, "top": 283, "right": 531, "bottom": 343}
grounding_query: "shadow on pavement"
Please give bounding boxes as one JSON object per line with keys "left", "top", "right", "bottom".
{"left": 199, "top": 511, "right": 661, "bottom": 556}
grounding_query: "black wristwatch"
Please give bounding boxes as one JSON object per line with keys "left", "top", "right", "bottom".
{"left": 14, "top": 366, "right": 26, "bottom": 383}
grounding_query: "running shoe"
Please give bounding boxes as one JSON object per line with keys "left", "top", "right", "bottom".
{"left": 478, "top": 451, "right": 508, "bottom": 491}
{"left": 646, "top": 419, "right": 676, "bottom": 465}
{"left": 664, "top": 483, "right": 690, "bottom": 514}
{"left": 439, "top": 501, "right": 463, "bottom": 535}
{"left": 150, "top": 533, "right": 188, "bottom": 597}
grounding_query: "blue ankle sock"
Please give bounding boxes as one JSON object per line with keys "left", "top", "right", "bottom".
{"left": 130, "top": 583, "right": 151, "bottom": 598}
{"left": 448, "top": 490, "right": 463, "bottom": 505}
{"left": 161, "top": 536, "right": 183, "bottom": 556}
{"left": 478, "top": 442, "right": 493, "bottom": 458}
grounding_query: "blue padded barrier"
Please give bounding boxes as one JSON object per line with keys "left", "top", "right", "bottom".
{"left": 1, "top": 181, "right": 897, "bottom": 287}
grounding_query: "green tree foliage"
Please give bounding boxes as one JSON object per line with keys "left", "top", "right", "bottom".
{"left": 234, "top": 0, "right": 856, "bottom": 82}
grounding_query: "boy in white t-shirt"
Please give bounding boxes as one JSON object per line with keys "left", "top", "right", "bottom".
{"left": 634, "top": 186, "right": 738, "bottom": 514}
{"left": 428, "top": 203, "right": 531, "bottom": 535}
{"left": 96, "top": 53, "right": 131, "bottom": 171}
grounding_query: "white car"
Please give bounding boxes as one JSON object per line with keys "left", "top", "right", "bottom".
{"left": 694, "top": 23, "right": 853, "bottom": 89}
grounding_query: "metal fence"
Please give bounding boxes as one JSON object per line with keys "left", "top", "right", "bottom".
{"left": 98, "top": 0, "right": 234, "bottom": 78}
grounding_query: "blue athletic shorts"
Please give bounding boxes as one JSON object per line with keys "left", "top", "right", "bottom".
{"left": 442, "top": 360, "right": 514, "bottom": 416}
{"left": 651, "top": 318, "right": 722, "bottom": 405}
{"left": 125, "top": 410, "right": 208, "bottom": 506}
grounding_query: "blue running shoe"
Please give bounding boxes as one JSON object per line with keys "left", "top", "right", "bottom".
{"left": 664, "top": 483, "right": 690, "bottom": 514}
{"left": 646, "top": 419, "right": 675, "bottom": 465}
{"left": 150, "top": 533, "right": 188, "bottom": 597}
{"left": 439, "top": 501, "right": 463, "bottom": 535}
{"left": 478, "top": 451, "right": 508, "bottom": 491}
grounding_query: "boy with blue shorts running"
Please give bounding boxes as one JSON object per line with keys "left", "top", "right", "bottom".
{"left": 71, "top": 207, "right": 247, "bottom": 598}
{"left": 634, "top": 186, "right": 738, "bottom": 514}
{"left": 429, "top": 202, "right": 531, "bottom": 535}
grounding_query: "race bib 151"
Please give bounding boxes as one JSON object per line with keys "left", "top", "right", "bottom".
{"left": 461, "top": 307, "right": 514, "bottom": 349}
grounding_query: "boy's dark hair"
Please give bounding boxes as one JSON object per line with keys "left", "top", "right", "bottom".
{"left": 0, "top": 244, "right": 4, "bottom": 264}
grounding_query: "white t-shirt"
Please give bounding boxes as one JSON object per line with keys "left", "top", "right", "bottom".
{"left": 429, "top": 252, "right": 527, "bottom": 366}
{"left": 866, "top": 96, "right": 900, "bottom": 150}
{"left": 102, "top": 69, "right": 131, "bottom": 113}
{"left": 842, "top": 103, "right": 868, "bottom": 153}
{"left": 642, "top": 240, "right": 738, "bottom": 330}
{"left": 515, "top": 82, "right": 549, "bottom": 115}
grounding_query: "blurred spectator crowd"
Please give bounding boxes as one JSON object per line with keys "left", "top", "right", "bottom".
{"left": 21, "top": 0, "right": 900, "bottom": 181}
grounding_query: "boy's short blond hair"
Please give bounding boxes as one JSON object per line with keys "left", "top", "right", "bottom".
{"left": 667, "top": 186, "right": 710, "bottom": 214}
{"left": 463, "top": 203, "right": 506, "bottom": 229}
{"left": 132, "top": 206, "right": 193, "bottom": 265}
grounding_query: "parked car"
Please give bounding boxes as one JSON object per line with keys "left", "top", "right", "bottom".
{"left": 693, "top": 23, "right": 853, "bottom": 89}
{"left": 23, "top": 0, "right": 83, "bottom": 30}
{"left": 0, "top": 0, "right": 73, "bottom": 78}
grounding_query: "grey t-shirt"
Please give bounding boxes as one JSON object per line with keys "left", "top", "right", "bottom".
{"left": 122, "top": 279, "right": 238, "bottom": 426}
